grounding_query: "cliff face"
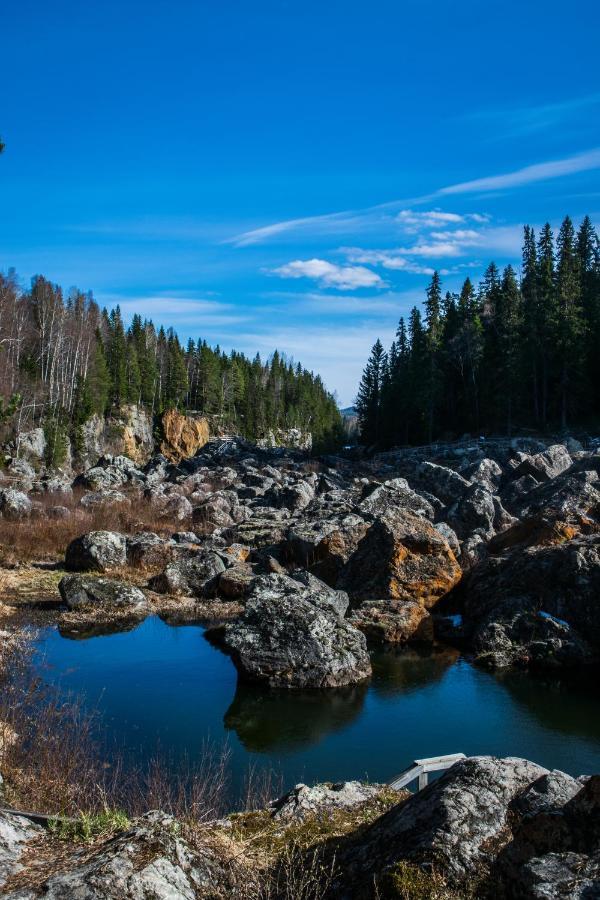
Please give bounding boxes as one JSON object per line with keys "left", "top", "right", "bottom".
{"left": 159, "top": 409, "right": 210, "bottom": 463}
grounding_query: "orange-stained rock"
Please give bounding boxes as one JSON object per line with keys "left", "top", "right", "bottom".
{"left": 160, "top": 410, "right": 210, "bottom": 463}
{"left": 488, "top": 515, "right": 597, "bottom": 554}
{"left": 350, "top": 599, "right": 434, "bottom": 644}
{"left": 337, "top": 509, "right": 462, "bottom": 643}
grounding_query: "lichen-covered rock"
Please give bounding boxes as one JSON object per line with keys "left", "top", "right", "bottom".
{"left": 0, "top": 811, "right": 43, "bottom": 890}
{"left": 223, "top": 573, "right": 371, "bottom": 688}
{"left": 415, "top": 461, "right": 471, "bottom": 505}
{"left": 338, "top": 509, "right": 461, "bottom": 643}
{"left": 286, "top": 508, "right": 369, "bottom": 586}
{"left": 463, "top": 534, "right": 600, "bottom": 668}
{"left": 513, "top": 443, "right": 573, "bottom": 483}
{"left": 126, "top": 532, "right": 175, "bottom": 568}
{"left": 350, "top": 599, "right": 434, "bottom": 644}
{"left": 359, "top": 478, "right": 436, "bottom": 520}
{"left": 335, "top": 755, "right": 549, "bottom": 891}
{"left": 59, "top": 575, "right": 149, "bottom": 615}
{"left": 2, "top": 811, "right": 249, "bottom": 899}
{"left": 160, "top": 409, "right": 210, "bottom": 464}
{"left": 65, "top": 531, "right": 127, "bottom": 572}
{"left": 0, "top": 489, "right": 31, "bottom": 519}
{"left": 80, "top": 489, "right": 130, "bottom": 509}
{"left": 270, "top": 780, "right": 385, "bottom": 822}
{"left": 149, "top": 551, "right": 226, "bottom": 596}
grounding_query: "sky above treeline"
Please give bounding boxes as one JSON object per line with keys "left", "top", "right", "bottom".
{"left": 2, "top": 0, "right": 600, "bottom": 406}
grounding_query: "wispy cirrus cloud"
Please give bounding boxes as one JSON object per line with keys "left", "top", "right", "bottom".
{"left": 269, "top": 258, "right": 385, "bottom": 290}
{"left": 464, "top": 93, "right": 600, "bottom": 139}
{"left": 227, "top": 148, "right": 600, "bottom": 247}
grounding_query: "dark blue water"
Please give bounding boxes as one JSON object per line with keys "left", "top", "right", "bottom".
{"left": 35, "top": 616, "right": 600, "bottom": 793}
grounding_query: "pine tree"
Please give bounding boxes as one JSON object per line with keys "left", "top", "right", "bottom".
{"left": 556, "top": 216, "right": 585, "bottom": 427}
{"left": 356, "top": 339, "right": 386, "bottom": 445}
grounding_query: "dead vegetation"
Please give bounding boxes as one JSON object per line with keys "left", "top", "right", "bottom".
{"left": 0, "top": 489, "right": 190, "bottom": 566}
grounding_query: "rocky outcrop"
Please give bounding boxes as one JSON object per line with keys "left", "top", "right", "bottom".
{"left": 65, "top": 531, "right": 127, "bottom": 572}
{"left": 270, "top": 780, "right": 384, "bottom": 822}
{"left": 77, "top": 405, "right": 154, "bottom": 468}
{"left": 332, "top": 755, "right": 600, "bottom": 897}
{"left": 0, "top": 810, "right": 249, "bottom": 899}
{"left": 463, "top": 534, "right": 600, "bottom": 668}
{"left": 223, "top": 573, "right": 371, "bottom": 688}
{"left": 159, "top": 409, "right": 210, "bottom": 463}
{"left": 338, "top": 509, "right": 461, "bottom": 643}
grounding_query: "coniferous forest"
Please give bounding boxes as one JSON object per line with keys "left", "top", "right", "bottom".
{"left": 0, "top": 269, "right": 344, "bottom": 453}
{"left": 356, "top": 216, "right": 600, "bottom": 447}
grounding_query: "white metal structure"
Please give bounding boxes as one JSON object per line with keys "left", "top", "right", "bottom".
{"left": 388, "top": 753, "right": 466, "bottom": 792}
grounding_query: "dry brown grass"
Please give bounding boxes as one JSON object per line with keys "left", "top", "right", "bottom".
{"left": 0, "top": 490, "right": 190, "bottom": 566}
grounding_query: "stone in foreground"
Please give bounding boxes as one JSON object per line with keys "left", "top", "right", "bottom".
{"left": 223, "top": 573, "right": 372, "bottom": 688}
{"left": 65, "top": 531, "right": 127, "bottom": 572}
{"left": 59, "top": 575, "right": 149, "bottom": 616}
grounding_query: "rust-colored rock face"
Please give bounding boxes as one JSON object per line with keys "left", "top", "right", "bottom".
{"left": 159, "top": 410, "right": 210, "bottom": 463}
{"left": 338, "top": 509, "right": 462, "bottom": 643}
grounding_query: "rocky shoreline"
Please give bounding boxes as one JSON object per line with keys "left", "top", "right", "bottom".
{"left": 1, "top": 754, "right": 598, "bottom": 897}
{"left": 3, "top": 432, "right": 599, "bottom": 673}
{"left": 1, "top": 433, "right": 599, "bottom": 896}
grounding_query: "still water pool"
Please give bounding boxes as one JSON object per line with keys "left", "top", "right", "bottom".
{"left": 35, "top": 616, "right": 600, "bottom": 794}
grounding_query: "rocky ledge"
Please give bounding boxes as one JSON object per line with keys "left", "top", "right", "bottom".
{"left": 1, "top": 755, "right": 598, "bottom": 898}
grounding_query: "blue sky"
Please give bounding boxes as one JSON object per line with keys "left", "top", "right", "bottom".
{"left": 2, "top": 0, "right": 600, "bottom": 406}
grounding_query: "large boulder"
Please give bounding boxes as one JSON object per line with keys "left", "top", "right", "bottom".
{"left": 1, "top": 811, "right": 249, "bottom": 899}
{"left": 0, "top": 811, "right": 43, "bottom": 890}
{"left": 223, "top": 573, "right": 371, "bottom": 688}
{"left": 415, "top": 461, "right": 471, "bottom": 505}
{"left": 338, "top": 509, "right": 461, "bottom": 643}
{"left": 285, "top": 506, "right": 369, "bottom": 586}
{"left": 270, "top": 780, "right": 385, "bottom": 822}
{"left": 160, "top": 409, "right": 210, "bottom": 464}
{"left": 59, "top": 575, "right": 149, "bottom": 616}
{"left": 65, "top": 531, "right": 127, "bottom": 572}
{"left": 0, "top": 489, "right": 31, "bottom": 519}
{"left": 512, "top": 443, "right": 573, "bottom": 483}
{"left": 463, "top": 534, "right": 600, "bottom": 668}
{"left": 359, "top": 478, "right": 436, "bottom": 520}
{"left": 148, "top": 551, "right": 226, "bottom": 596}
{"left": 332, "top": 756, "right": 594, "bottom": 896}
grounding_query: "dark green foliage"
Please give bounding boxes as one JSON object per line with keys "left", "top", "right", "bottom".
{"left": 44, "top": 417, "right": 69, "bottom": 469}
{"left": 0, "top": 269, "right": 343, "bottom": 453}
{"left": 357, "top": 214, "right": 600, "bottom": 446}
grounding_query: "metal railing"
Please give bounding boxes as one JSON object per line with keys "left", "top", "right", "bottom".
{"left": 388, "top": 752, "right": 466, "bottom": 792}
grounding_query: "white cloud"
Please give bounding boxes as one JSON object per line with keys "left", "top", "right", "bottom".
{"left": 226, "top": 148, "right": 600, "bottom": 246}
{"left": 439, "top": 148, "right": 600, "bottom": 196}
{"left": 396, "top": 209, "right": 465, "bottom": 231}
{"left": 269, "top": 258, "right": 385, "bottom": 290}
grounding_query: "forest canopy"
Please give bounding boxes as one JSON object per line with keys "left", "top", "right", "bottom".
{"left": 0, "top": 269, "right": 344, "bottom": 453}
{"left": 356, "top": 215, "right": 600, "bottom": 447}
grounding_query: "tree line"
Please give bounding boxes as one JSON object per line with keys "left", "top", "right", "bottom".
{"left": 0, "top": 269, "right": 344, "bottom": 456}
{"left": 356, "top": 215, "right": 600, "bottom": 446}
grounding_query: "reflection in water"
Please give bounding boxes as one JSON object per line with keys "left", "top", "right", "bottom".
{"left": 497, "top": 667, "right": 600, "bottom": 744}
{"left": 224, "top": 680, "right": 368, "bottom": 752}
{"left": 369, "top": 645, "right": 460, "bottom": 698}
{"left": 58, "top": 618, "right": 144, "bottom": 640}
{"left": 33, "top": 616, "right": 600, "bottom": 787}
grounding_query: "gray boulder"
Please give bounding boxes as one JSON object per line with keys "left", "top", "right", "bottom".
{"left": 359, "top": 478, "right": 436, "bottom": 520}
{"left": 80, "top": 489, "right": 129, "bottom": 509}
{"left": 149, "top": 551, "right": 226, "bottom": 596}
{"left": 463, "top": 535, "right": 600, "bottom": 668}
{"left": 2, "top": 811, "right": 247, "bottom": 899}
{"left": 513, "top": 443, "right": 573, "bottom": 483}
{"left": 0, "top": 811, "right": 43, "bottom": 890}
{"left": 223, "top": 573, "right": 371, "bottom": 688}
{"left": 270, "top": 781, "right": 384, "bottom": 822}
{"left": 415, "top": 461, "right": 470, "bottom": 505}
{"left": 59, "top": 575, "right": 149, "bottom": 615}
{"left": 65, "top": 531, "right": 127, "bottom": 572}
{"left": 0, "top": 489, "right": 31, "bottom": 519}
